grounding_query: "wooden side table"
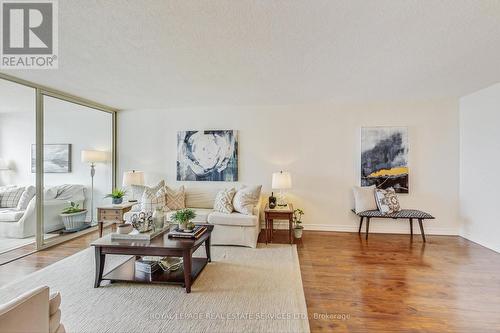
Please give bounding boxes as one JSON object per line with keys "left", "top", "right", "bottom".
{"left": 264, "top": 203, "right": 294, "bottom": 244}
{"left": 97, "top": 203, "right": 135, "bottom": 237}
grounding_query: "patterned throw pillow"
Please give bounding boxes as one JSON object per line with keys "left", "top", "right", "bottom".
{"left": 140, "top": 186, "right": 166, "bottom": 213}
{"left": 233, "top": 185, "right": 262, "bottom": 215}
{"left": 0, "top": 187, "right": 25, "bottom": 208}
{"left": 374, "top": 188, "right": 401, "bottom": 214}
{"left": 165, "top": 185, "right": 185, "bottom": 211}
{"left": 213, "top": 188, "right": 236, "bottom": 214}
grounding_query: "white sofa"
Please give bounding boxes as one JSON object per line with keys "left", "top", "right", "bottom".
{"left": 0, "top": 286, "right": 65, "bottom": 333}
{"left": 124, "top": 186, "right": 262, "bottom": 248}
{"left": 0, "top": 184, "right": 86, "bottom": 239}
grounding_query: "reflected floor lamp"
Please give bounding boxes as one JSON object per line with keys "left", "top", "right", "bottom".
{"left": 81, "top": 150, "right": 108, "bottom": 224}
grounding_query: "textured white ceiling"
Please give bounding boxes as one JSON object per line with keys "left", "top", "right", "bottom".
{"left": 2, "top": 0, "right": 500, "bottom": 109}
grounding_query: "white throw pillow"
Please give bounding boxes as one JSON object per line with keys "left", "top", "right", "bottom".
{"left": 352, "top": 185, "right": 377, "bottom": 214}
{"left": 213, "top": 188, "right": 236, "bottom": 214}
{"left": 165, "top": 185, "right": 185, "bottom": 211}
{"left": 140, "top": 186, "right": 166, "bottom": 213}
{"left": 233, "top": 185, "right": 262, "bottom": 215}
{"left": 133, "top": 180, "right": 165, "bottom": 203}
{"left": 17, "top": 185, "right": 36, "bottom": 210}
{"left": 374, "top": 188, "right": 401, "bottom": 215}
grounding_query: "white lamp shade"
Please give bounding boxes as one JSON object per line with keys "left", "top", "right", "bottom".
{"left": 123, "top": 170, "right": 145, "bottom": 186}
{"left": 272, "top": 171, "right": 292, "bottom": 189}
{"left": 81, "top": 150, "right": 108, "bottom": 163}
{"left": 0, "top": 159, "right": 9, "bottom": 170}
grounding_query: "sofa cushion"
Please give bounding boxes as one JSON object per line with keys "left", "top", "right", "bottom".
{"left": 0, "top": 187, "right": 25, "bottom": 208}
{"left": 17, "top": 186, "right": 36, "bottom": 210}
{"left": 208, "top": 211, "right": 258, "bottom": 227}
{"left": 185, "top": 187, "right": 219, "bottom": 209}
{"left": 166, "top": 208, "right": 213, "bottom": 223}
{"left": 0, "top": 209, "right": 25, "bottom": 222}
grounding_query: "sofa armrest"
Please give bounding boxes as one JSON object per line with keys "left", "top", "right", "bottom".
{"left": 0, "top": 286, "right": 50, "bottom": 333}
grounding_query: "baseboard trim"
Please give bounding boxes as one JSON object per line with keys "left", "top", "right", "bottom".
{"left": 260, "top": 222, "right": 458, "bottom": 236}
{"left": 459, "top": 233, "right": 500, "bottom": 253}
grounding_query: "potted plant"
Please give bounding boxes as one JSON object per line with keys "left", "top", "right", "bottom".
{"left": 105, "top": 188, "right": 126, "bottom": 204}
{"left": 60, "top": 201, "right": 87, "bottom": 231}
{"left": 171, "top": 208, "right": 197, "bottom": 231}
{"left": 293, "top": 208, "right": 304, "bottom": 239}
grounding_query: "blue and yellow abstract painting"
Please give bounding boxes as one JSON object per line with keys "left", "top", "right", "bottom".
{"left": 361, "top": 127, "right": 409, "bottom": 193}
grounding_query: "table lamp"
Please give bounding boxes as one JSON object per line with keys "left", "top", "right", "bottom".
{"left": 81, "top": 150, "right": 108, "bottom": 224}
{"left": 122, "top": 170, "right": 144, "bottom": 202}
{"left": 272, "top": 170, "right": 292, "bottom": 207}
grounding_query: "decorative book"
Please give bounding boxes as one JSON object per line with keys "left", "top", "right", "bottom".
{"left": 168, "top": 226, "right": 207, "bottom": 239}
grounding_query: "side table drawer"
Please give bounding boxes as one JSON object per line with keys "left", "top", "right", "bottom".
{"left": 99, "top": 210, "right": 123, "bottom": 221}
{"left": 266, "top": 212, "right": 292, "bottom": 220}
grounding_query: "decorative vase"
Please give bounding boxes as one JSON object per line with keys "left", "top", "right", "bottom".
{"left": 153, "top": 208, "right": 165, "bottom": 230}
{"left": 269, "top": 192, "right": 277, "bottom": 209}
{"left": 112, "top": 197, "right": 123, "bottom": 205}
{"left": 294, "top": 227, "right": 303, "bottom": 239}
{"left": 179, "top": 220, "right": 188, "bottom": 231}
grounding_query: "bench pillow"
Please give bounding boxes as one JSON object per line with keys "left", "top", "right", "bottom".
{"left": 352, "top": 185, "right": 377, "bottom": 213}
{"left": 374, "top": 188, "right": 401, "bottom": 214}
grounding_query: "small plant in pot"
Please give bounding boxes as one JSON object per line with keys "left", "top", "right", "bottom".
{"left": 293, "top": 208, "right": 304, "bottom": 239}
{"left": 105, "top": 188, "right": 126, "bottom": 204}
{"left": 171, "top": 208, "right": 197, "bottom": 231}
{"left": 60, "top": 201, "right": 87, "bottom": 231}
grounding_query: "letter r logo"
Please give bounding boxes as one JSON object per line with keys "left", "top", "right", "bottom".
{"left": 2, "top": 1, "right": 53, "bottom": 54}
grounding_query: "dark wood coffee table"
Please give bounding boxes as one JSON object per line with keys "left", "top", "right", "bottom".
{"left": 91, "top": 225, "right": 213, "bottom": 293}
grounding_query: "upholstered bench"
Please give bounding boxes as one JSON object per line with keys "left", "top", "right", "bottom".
{"left": 351, "top": 209, "right": 434, "bottom": 242}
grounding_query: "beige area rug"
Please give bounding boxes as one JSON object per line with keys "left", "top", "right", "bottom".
{"left": 0, "top": 244, "right": 310, "bottom": 333}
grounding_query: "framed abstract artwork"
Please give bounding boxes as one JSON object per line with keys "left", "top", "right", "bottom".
{"left": 31, "top": 144, "right": 72, "bottom": 173}
{"left": 361, "top": 127, "right": 409, "bottom": 193}
{"left": 177, "top": 130, "right": 238, "bottom": 181}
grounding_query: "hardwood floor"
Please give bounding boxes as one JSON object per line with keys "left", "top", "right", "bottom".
{"left": 1, "top": 228, "right": 499, "bottom": 332}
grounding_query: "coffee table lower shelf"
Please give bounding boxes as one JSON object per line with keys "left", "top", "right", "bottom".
{"left": 102, "top": 257, "right": 208, "bottom": 286}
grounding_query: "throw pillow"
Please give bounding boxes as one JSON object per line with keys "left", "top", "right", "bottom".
{"left": 213, "top": 188, "right": 236, "bottom": 214}
{"left": 17, "top": 185, "right": 36, "bottom": 210}
{"left": 134, "top": 180, "right": 165, "bottom": 203}
{"left": 233, "top": 185, "right": 262, "bottom": 215}
{"left": 140, "top": 186, "right": 166, "bottom": 213}
{"left": 374, "top": 188, "right": 401, "bottom": 214}
{"left": 165, "top": 185, "right": 185, "bottom": 211}
{"left": 352, "top": 185, "right": 378, "bottom": 214}
{"left": 0, "top": 186, "right": 25, "bottom": 208}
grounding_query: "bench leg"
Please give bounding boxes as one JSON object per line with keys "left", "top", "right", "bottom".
{"left": 358, "top": 217, "right": 364, "bottom": 234}
{"left": 409, "top": 218, "right": 413, "bottom": 238}
{"left": 365, "top": 217, "right": 370, "bottom": 240}
{"left": 418, "top": 219, "right": 426, "bottom": 242}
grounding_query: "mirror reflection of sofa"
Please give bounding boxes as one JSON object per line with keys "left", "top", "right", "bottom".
{"left": 0, "top": 184, "right": 86, "bottom": 239}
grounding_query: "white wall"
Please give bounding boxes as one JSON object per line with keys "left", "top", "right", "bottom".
{"left": 118, "top": 99, "right": 460, "bottom": 235}
{"left": 0, "top": 97, "right": 113, "bottom": 219}
{"left": 459, "top": 84, "right": 500, "bottom": 253}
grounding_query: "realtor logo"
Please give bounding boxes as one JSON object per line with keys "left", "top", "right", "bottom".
{"left": 1, "top": 0, "right": 58, "bottom": 69}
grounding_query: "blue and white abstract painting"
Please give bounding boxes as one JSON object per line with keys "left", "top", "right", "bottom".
{"left": 177, "top": 130, "right": 238, "bottom": 181}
